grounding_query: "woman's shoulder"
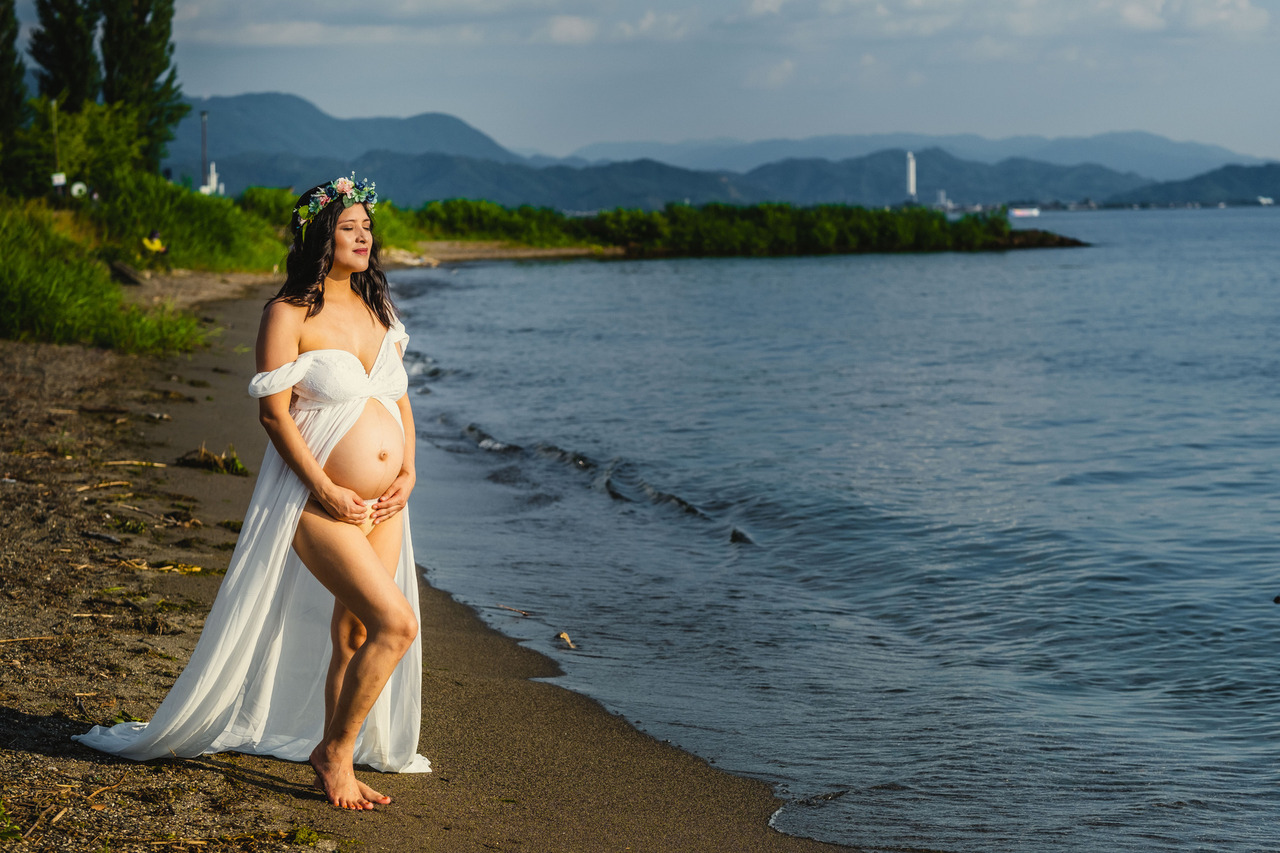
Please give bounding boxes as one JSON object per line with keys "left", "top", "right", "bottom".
{"left": 261, "top": 298, "right": 309, "bottom": 332}
{"left": 256, "top": 299, "right": 310, "bottom": 373}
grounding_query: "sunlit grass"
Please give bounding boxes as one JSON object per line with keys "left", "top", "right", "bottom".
{"left": 88, "top": 169, "right": 285, "bottom": 272}
{"left": 0, "top": 200, "right": 204, "bottom": 353}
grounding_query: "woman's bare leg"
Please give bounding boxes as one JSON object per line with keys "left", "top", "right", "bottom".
{"left": 324, "top": 605, "right": 364, "bottom": 730}
{"left": 323, "top": 512, "right": 404, "bottom": 723}
{"left": 323, "top": 604, "right": 392, "bottom": 805}
{"left": 320, "top": 513, "right": 406, "bottom": 806}
{"left": 293, "top": 504, "right": 415, "bottom": 810}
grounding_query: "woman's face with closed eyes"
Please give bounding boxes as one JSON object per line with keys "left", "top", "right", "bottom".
{"left": 329, "top": 203, "right": 372, "bottom": 277}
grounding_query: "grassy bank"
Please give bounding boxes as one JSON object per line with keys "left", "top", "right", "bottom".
{"left": 0, "top": 201, "right": 205, "bottom": 353}
{"left": 1, "top": 173, "right": 290, "bottom": 354}
{"left": 88, "top": 170, "right": 286, "bottom": 272}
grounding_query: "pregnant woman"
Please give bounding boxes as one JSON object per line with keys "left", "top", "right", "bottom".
{"left": 74, "top": 175, "right": 430, "bottom": 810}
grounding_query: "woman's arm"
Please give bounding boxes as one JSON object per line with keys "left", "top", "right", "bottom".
{"left": 256, "top": 302, "right": 371, "bottom": 525}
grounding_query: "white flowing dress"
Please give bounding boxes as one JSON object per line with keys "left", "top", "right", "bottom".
{"left": 73, "top": 319, "right": 431, "bottom": 774}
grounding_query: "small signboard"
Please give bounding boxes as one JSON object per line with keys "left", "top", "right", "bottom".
{"left": 51, "top": 172, "right": 66, "bottom": 187}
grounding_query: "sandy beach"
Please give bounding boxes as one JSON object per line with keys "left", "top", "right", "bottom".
{"left": 0, "top": 269, "right": 849, "bottom": 851}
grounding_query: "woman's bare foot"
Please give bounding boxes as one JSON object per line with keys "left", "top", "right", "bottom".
{"left": 309, "top": 743, "right": 377, "bottom": 810}
{"left": 357, "top": 778, "right": 391, "bottom": 805}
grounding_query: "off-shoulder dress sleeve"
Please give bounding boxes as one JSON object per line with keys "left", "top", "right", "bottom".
{"left": 387, "top": 319, "right": 409, "bottom": 353}
{"left": 248, "top": 358, "right": 309, "bottom": 398}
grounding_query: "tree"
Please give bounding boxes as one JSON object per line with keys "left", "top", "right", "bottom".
{"left": 6, "top": 97, "right": 143, "bottom": 196}
{"left": 0, "top": 0, "right": 28, "bottom": 153}
{"left": 100, "top": 0, "right": 188, "bottom": 171}
{"left": 28, "top": 0, "right": 102, "bottom": 112}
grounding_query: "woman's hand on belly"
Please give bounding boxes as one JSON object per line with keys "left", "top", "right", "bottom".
{"left": 316, "top": 481, "right": 374, "bottom": 526}
{"left": 372, "top": 467, "right": 415, "bottom": 526}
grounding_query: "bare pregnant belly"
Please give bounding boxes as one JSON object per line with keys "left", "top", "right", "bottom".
{"left": 324, "top": 399, "right": 404, "bottom": 501}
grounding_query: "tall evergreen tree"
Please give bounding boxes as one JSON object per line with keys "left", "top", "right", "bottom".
{"left": 28, "top": 0, "right": 102, "bottom": 112}
{"left": 0, "top": 0, "right": 28, "bottom": 148}
{"left": 100, "top": 0, "right": 188, "bottom": 171}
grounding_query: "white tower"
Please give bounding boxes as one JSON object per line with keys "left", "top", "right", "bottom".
{"left": 200, "top": 161, "right": 220, "bottom": 196}
{"left": 906, "top": 151, "right": 917, "bottom": 203}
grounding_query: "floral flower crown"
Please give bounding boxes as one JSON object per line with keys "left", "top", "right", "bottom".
{"left": 294, "top": 173, "right": 378, "bottom": 239}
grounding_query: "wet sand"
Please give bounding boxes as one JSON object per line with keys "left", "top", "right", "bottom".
{"left": 0, "top": 270, "right": 850, "bottom": 851}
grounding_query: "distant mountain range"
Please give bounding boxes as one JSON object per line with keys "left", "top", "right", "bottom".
{"left": 201, "top": 146, "right": 1153, "bottom": 211}
{"left": 209, "top": 151, "right": 756, "bottom": 211}
{"left": 163, "top": 93, "right": 520, "bottom": 184}
{"left": 744, "top": 149, "right": 1151, "bottom": 207}
{"left": 1106, "top": 163, "right": 1280, "bottom": 206}
{"left": 570, "top": 131, "right": 1266, "bottom": 183}
{"left": 161, "top": 92, "right": 1275, "bottom": 210}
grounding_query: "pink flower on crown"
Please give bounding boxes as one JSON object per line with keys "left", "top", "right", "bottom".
{"left": 333, "top": 177, "right": 355, "bottom": 196}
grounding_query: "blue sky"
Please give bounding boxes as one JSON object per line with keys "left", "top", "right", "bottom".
{"left": 13, "top": 0, "right": 1280, "bottom": 158}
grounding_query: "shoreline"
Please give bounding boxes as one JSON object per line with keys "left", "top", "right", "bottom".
{"left": 0, "top": 274, "right": 850, "bottom": 850}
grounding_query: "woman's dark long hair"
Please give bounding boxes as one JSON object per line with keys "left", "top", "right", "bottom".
{"left": 269, "top": 182, "right": 396, "bottom": 328}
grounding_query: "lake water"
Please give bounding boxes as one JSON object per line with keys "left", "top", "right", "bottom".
{"left": 393, "top": 208, "right": 1280, "bottom": 852}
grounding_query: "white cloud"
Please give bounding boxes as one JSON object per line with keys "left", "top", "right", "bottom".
{"left": 1174, "top": 0, "right": 1270, "bottom": 34}
{"left": 961, "top": 34, "right": 1022, "bottom": 61}
{"left": 542, "top": 15, "right": 599, "bottom": 43}
{"left": 766, "top": 0, "right": 1270, "bottom": 41}
{"left": 169, "top": 3, "right": 714, "bottom": 48}
{"left": 614, "top": 11, "right": 690, "bottom": 40}
{"left": 175, "top": 19, "right": 488, "bottom": 47}
{"left": 161, "top": 0, "right": 1271, "bottom": 59}
{"left": 218, "top": 0, "right": 566, "bottom": 19}
{"left": 748, "top": 0, "right": 793, "bottom": 15}
{"left": 746, "top": 57, "right": 797, "bottom": 89}
{"left": 1112, "top": 0, "right": 1168, "bottom": 31}
{"left": 171, "top": 0, "right": 589, "bottom": 46}
{"left": 1083, "top": 0, "right": 1270, "bottom": 36}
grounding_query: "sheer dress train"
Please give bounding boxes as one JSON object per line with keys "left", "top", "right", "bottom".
{"left": 73, "top": 320, "right": 430, "bottom": 773}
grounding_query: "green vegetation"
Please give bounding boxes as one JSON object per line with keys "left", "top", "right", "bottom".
{"left": 587, "top": 202, "right": 1016, "bottom": 256}
{"left": 235, "top": 185, "right": 296, "bottom": 229}
{"left": 406, "top": 198, "right": 1031, "bottom": 257}
{"left": 414, "top": 198, "right": 588, "bottom": 247}
{"left": 289, "top": 825, "right": 323, "bottom": 846}
{"left": 0, "top": 1, "right": 26, "bottom": 148}
{"left": 88, "top": 169, "right": 285, "bottom": 271}
{"left": 10, "top": 97, "right": 142, "bottom": 196}
{"left": 177, "top": 443, "right": 251, "bottom": 476}
{"left": 0, "top": 201, "right": 204, "bottom": 352}
{"left": 1, "top": 0, "right": 230, "bottom": 355}
{"left": 0, "top": 173, "right": 286, "bottom": 354}
{"left": 28, "top": 0, "right": 101, "bottom": 112}
{"left": 0, "top": 798, "right": 20, "bottom": 841}
{"left": 98, "top": 0, "right": 188, "bottom": 171}
{"left": 372, "top": 200, "right": 439, "bottom": 250}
